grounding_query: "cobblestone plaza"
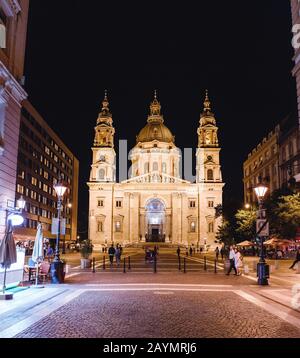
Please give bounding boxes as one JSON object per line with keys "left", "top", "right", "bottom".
{"left": 1, "top": 249, "right": 300, "bottom": 339}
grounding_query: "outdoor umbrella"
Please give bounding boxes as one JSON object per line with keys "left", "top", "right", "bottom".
{"left": 264, "top": 238, "right": 294, "bottom": 246}
{"left": 236, "top": 240, "right": 255, "bottom": 247}
{"left": 32, "top": 223, "right": 44, "bottom": 264}
{"left": 31, "top": 223, "right": 44, "bottom": 287}
{"left": 0, "top": 220, "right": 17, "bottom": 299}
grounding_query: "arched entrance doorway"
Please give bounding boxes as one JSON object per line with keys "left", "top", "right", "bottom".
{"left": 145, "top": 199, "right": 166, "bottom": 242}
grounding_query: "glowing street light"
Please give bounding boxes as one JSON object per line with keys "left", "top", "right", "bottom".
{"left": 51, "top": 180, "right": 68, "bottom": 284}
{"left": 254, "top": 184, "right": 268, "bottom": 201}
{"left": 254, "top": 182, "right": 269, "bottom": 286}
{"left": 16, "top": 195, "right": 26, "bottom": 210}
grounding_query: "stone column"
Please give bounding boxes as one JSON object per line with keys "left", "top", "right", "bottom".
{"left": 140, "top": 211, "right": 146, "bottom": 242}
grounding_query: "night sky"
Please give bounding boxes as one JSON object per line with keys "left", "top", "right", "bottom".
{"left": 24, "top": 1, "right": 297, "bottom": 231}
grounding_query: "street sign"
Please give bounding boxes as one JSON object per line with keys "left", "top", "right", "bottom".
{"left": 256, "top": 219, "right": 269, "bottom": 237}
{"left": 51, "top": 218, "right": 66, "bottom": 235}
{"left": 256, "top": 209, "right": 266, "bottom": 219}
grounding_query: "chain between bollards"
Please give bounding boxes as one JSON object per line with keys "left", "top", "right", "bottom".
{"left": 103, "top": 255, "right": 106, "bottom": 271}
{"left": 184, "top": 257, "right": 186, "bottom": 273}
{"left": 92, "top": 257, "right": 96, "bottom": 273}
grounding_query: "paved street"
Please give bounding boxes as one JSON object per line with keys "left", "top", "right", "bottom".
{"left": 13, "top": 290, "right": 300, "bottom": 338}
{"left": 1, "top": 248, "right": 300, "bottom": 338}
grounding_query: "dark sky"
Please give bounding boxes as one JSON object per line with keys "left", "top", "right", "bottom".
{"left": 24, "top": 1, "right": 297, "bottom": 230}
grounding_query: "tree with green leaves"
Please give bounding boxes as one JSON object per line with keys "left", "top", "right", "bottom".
{"left": 235, "top": 209, "right": 257, "bottom": 242}
{"left": 274, "top": 193, "right": 300, "bottom": 239}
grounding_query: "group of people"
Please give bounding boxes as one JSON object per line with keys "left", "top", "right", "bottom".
{"left": 145, "top": 246, "right": 158, "bottom": 262}
{"left": 108, "top": 243, "right": 123, "bottom": 266}
{"left": 226, "top": 246, "right": 243, "bottom": 276}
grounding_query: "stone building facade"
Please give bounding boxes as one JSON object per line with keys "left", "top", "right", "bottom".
{"left": 88, "top": 92, "right": 224, "bottom": 249}
{"left": 14, "top": 100, "right": 79, "bottom": 243}
{"left": 243, "top": 126, "right": 280, "bottom": 205}
{"left": 0, "top": 0, "right": 28, "bottom": 241}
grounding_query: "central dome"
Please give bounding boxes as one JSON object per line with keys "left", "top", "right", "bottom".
{"left": 136, "top": 92, "right": 175, "bottom": 144}
{"left": 137, "top": 121, "right": 175, "bottom": 143}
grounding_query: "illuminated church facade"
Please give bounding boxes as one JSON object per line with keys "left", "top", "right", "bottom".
{"left": 88, "top": 92, "right": 224, "bottom": 249}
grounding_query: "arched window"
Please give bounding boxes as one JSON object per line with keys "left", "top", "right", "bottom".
{"left": 153, "top": 162, "right": 158, "bottom": 171}
{"left": 207, "top": 169, "right": 214, "bottom": 181}
{"left": 98, "top": 169, "right": 105, "bottom": 181}
{"left": 162, "top": 162, "right": 167, "bottom": 173}
{"left": 144, "top": 162, "right": 149, "bottom": 174}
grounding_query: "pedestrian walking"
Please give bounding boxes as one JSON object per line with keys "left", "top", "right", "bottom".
{"left": 186, "top": 247, "right": 189, "bottom": 256}
{"left": 108, "top": 244, "right": 115, "bottom": 266}
{"left": 289, "top": 248, "right": 300, "bottom": 270}
{"left": 115, "top": 246, "right": 121, "bottom": 267}
{"left": 220, "top": 247, "right": 224, "bottom": 260}
{"left": 234, "top": 248, "right": 243, "bottom": 275}
{"left": 215, "top": 247, "right": 219, "bottom": 261}
{"left": 226, "top": 245, "right": 237, "bottom": 275}
{"left": 177, "top": 246, "right": 181, "bottom": 258}
{"left": 189, "top": 246, "right": 193, "bottom": 256}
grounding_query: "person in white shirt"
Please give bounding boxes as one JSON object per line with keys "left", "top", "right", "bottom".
{"left": 234, "top": 248, "right": 243, "bottom": 276}
{"left": 226, "top": 245, "right": 237, "bottom": 275}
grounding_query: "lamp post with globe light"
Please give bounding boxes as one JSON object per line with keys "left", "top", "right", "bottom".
{"left": 51, "top": 180, "right": 67, "bottom": 284}
{"left": 254, "top": 183, "right": 269, "bottom": 286}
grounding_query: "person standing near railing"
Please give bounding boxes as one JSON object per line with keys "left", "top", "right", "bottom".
{"left": 108, "top": 244, "right": 115, "bottom": 267}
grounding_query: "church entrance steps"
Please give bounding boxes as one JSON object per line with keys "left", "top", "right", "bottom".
{"left": 67, "top": 250, "right": 224, "bottom": 275}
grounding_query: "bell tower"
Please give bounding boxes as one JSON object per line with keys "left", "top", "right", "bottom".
{"left": 196, "top": 91, "right": 222, "bottom": 184}
{"left": 90, "top": 91, "right": 116, "bottom": 182}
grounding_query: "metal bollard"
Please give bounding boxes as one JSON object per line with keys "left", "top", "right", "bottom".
{"left": 184, "top": 257, "right": 186, "bottom": 273}
{"left": 214, "top": 259, "right": 217, "bottom": 274}
{"left": 204, "top": 256, "right": 207, "bottom": 271}
{"left": 154, "top": 256, "right": 157, "bottom": 273}
{"left": 103, "top": 256, "right": 106, "bottom": 271}
{"left": 92, "top": 257, "right": 96, "bottom": 273}
{"left": 128, "top": 256, "right": 131, "bottom": 270}
{"left": 123, "top": 258, "right": 126, "bottom": 273}
{"left": 178, "top": 256, "right": 181, "bottom": 271}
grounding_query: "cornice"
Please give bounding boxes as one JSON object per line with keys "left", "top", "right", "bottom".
{"left": 0, "top": 61, "right": 27, "bottom": 106}
{"left": 0, "top": 0, "right": 21, "bottom": 16}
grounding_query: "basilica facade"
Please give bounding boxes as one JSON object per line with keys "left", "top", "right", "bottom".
{"left": 88, "top": 92, "right": 224, "bottom": 249}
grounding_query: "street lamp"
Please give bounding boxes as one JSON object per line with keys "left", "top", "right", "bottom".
{"left": 16, "top": 195, "right": 26, "bottom": 211}
{"left": 51, "top": 180, "right": 67, "bottom": 284}
{"left": 254, "top": 183, "right": 269, "bottom": 286}
{"left": 245, "top": 203, "right": 251, "bottom": 210}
